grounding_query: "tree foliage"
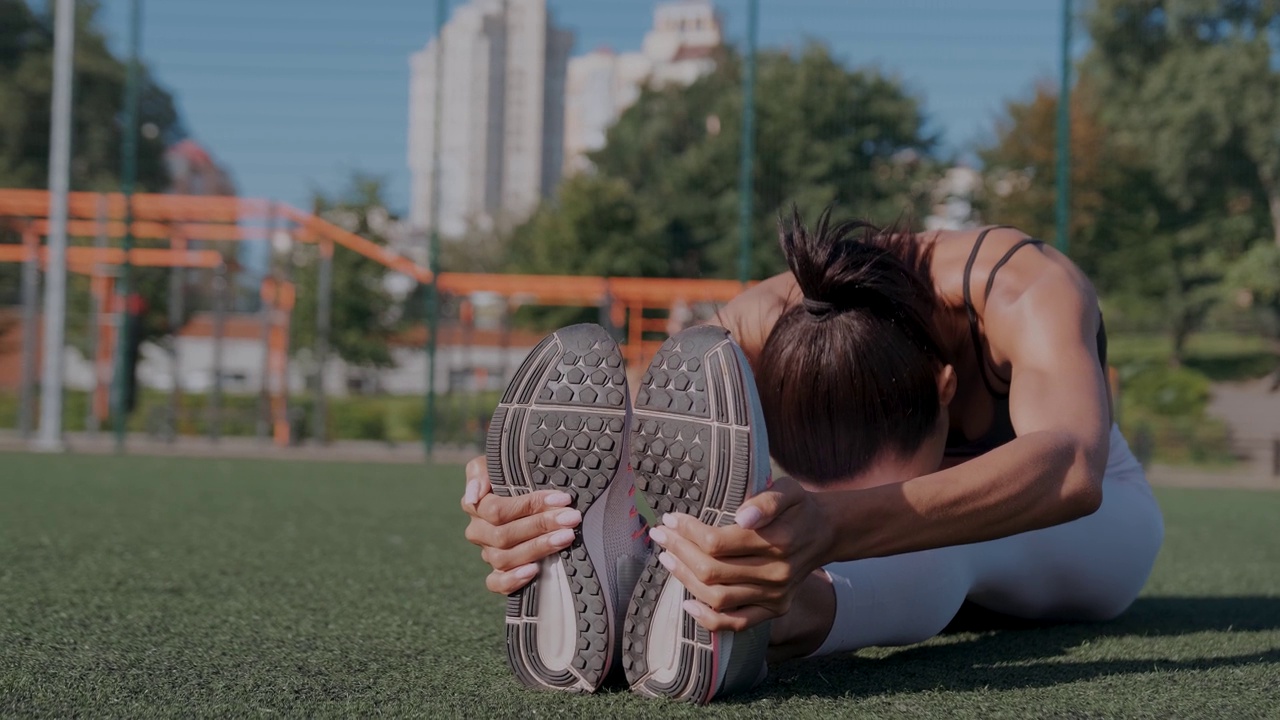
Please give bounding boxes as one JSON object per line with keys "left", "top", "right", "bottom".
{"left": 506, "top": 43, "right": 937, "bottom": 280}
{"left": 291, "top": 175, "right": 399, "bottom": 370}
{"left": 0, "top": 0, "right": 186, "bottom": 348}
{"left": 1087, "top": 0, "right": 1278, "bottom": 238}
{"left": 0, "top": 0, "right": 181, "bottom": 192}
{"left": 982, "top": 0, "right": 1278, "bottom": 358}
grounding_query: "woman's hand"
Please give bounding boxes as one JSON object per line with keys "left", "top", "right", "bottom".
{"left": 646, "top": 476, "right": 834, "bottom": 632}
{"left": 460, "top": 457, "right": 583, "bottom": 595}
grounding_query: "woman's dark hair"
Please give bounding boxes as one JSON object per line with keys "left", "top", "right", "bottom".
{"left": 755, "top": 205, "right": 946, "bottom": 484}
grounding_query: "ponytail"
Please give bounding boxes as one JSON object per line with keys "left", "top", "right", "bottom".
{"left": 756, "top": 204, "right": 946, "bottom": 484}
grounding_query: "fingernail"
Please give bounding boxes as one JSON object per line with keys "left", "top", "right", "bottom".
{"left": 737, "top": 506, "right": 763, "bottom": 530}
{"left": 662, "top": 513, "right": 680, "bottom": 528}
{"left": 546, "top": 492, "right": 572, "bottom": 507}
{"left": 657, "top": 552, "right": 675, "bottom": 571}
{"left": 648, "top": 527, "right": 668, "bottom": 545}
{"left": 549, "top": 529, "right": 575, "bottom": 547}
{"left": 464, "top": 480, "right": 479, "bottom": 505}
{"left": 514, "top": 564, "right": 538, "bottom": 580}
{"left": 555, "top": 509, "right": 582, "bottom": 527}
{"left": 682, "top": 600, "right": 704, "bottom": 619}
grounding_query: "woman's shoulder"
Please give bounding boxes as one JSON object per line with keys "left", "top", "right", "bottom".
{"left": 924, "top": 227, "right": 1075, "bottom": 309}
{"left": 720, "top": 273, "right": 798, "bottom": 366}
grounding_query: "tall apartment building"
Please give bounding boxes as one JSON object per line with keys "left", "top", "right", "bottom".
{"left": 563, "top": 1, "right": 722, "bottom": 175}
{"left": 408, "top": 0, "right": 573, "bottom": 237}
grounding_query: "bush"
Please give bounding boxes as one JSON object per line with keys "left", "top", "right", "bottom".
{"left": 1120, "top": 363, "right": 1212, "bottom": 417}
{"left": 1121, "top": 408, "right": 1236, "bottom": 466}
{"left": 330, "top": 400, "right": 390, "bottom": 443}
{"left": 1116, "top": 363, "right": 1235, "bottom": 467}
{"left": 0, "top": 389, "right": 503, "bottom": 447}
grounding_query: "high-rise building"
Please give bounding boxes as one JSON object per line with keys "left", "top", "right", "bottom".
{"left": 563, "top": 0, "right": 722, "bottom": 175}
{"left": 408, "top": 0, "right": 573, "bottom": 238}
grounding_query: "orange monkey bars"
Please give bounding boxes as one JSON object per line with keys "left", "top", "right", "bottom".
{"left": 1, "top": 189, "right": 751, "bottom": 448}
{"left": 0, "top": 243, "right": 223, "bottom": 268}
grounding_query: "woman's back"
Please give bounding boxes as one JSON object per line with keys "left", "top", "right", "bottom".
{"left": 720, "top": 224, "right": 1111, "bottom": 464}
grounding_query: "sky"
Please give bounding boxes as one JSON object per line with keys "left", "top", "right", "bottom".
{"left": 91, "top": 0, "right": 1079, "bottom": 215}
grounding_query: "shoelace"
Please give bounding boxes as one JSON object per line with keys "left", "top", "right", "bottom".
{"left": 628, "top": 484, "right": 652, "bottom": 545}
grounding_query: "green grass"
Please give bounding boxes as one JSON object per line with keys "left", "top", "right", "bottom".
{"left": 2, "top": 454, "right": 1278, "bottom": 718}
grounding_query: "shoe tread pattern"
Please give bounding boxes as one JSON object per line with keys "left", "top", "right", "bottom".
{"left": 487, "top": 325, "right": 626, "bottom": 693}
{"left": 623, "top": 326, "right": 754, "bottom": 704}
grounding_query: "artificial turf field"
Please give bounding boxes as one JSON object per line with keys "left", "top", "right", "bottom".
{"left": 2, "top": 454, "right": 1278, "bottom": 719}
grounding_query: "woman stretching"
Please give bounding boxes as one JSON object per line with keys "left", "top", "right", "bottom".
{"left": 461, "top": 207, "right": 1164, "bottom": 703}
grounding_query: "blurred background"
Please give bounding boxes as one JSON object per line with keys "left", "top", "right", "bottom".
{"left": 0, "top": 0, "right": 1276, "bottom": 483}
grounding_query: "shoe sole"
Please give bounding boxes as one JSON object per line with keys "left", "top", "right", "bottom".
{"left": 622, "top": 326, "right": 769, "bottom": 703}
{"left": 486, "top": 324, "right": 629, "bottom": 693}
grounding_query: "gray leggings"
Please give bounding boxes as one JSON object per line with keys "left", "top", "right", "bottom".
{"left": 812, "top": 425, "right": 1164, "bottom": 655}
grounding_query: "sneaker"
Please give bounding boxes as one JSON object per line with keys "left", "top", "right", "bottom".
{"left": 622, "top": 325, "right": 772, "bottom": 704}
{"left": 486, "top": 324, "right": 649, "bottom": 693}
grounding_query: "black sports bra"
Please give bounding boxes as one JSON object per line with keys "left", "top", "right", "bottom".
{"left": 944, "top": 227, "right": 1108, "bottom": 459}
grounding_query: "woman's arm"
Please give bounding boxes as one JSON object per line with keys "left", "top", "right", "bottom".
{"left": 825, "top": 257, "right": 1111, "bottom": 560}
{"left": 715, "top": 272, "right": 797, "bottom": 366}
{"left": 652, "top": 245, "right": 1113, "bottom": 630}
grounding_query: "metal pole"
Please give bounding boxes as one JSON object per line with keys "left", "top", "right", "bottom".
{"left": 278, "top": 227, "right": 294, "bottom": 444}
{"left": 1054, "top": 0, "right": 1073, "bottom": 254}
{"left": 87, "top": 194, "right": 108, "bottom": 434}
{"left": 166, "top": 232, "right": 184, "bottom": 442}
{"left": 498, "top": 299, "right": 512, "bottom": 384}
{"left": 257, "top": 204, "right": 278, "bottom": 442}
{"left": 86, "top": 274, "right": 97, "bottom": 434}
{"left": 256, "top": 280, "right": 272, "bottom": 441}
{"left": 111, "top": 0, "right": 143, "bottom": 451}
{"left": 423, "top": 0, "right": 448, "bottom": 459}
{"left": 736, "top": 0, "right": 759, "bottom": 285}
{"left": 462, "top": 299, "right": 477, "bottom": 446}
{"left": 18, "top": 227, "right": 39, "bottom": 438}
{"left": 314, "top": 241, "right": 333, "bottom": 445}
{"left": 598, "top": 286, "right": 614, "bottom": 339}
{"left": 210, "top": 264, "right": 226, "bottom": 442}
{"left": 424, "top": 243, "right": 442, "bottom": 456}
{"left": 34, "top": 0, "right": 77, "bottom": 452}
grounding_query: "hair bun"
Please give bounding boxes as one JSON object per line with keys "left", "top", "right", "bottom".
{"left": 779, "top": 204, "right": 887, "bottom": 317}
{"left": 777, "top": 203, "right": 942, "bottom": 356}
{"left": 801, "top": 297, "right": 837, "bottom": 317}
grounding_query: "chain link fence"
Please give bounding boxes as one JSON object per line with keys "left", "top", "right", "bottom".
{"left": 0, "top": 0, "right": 1275, "bottom": 465}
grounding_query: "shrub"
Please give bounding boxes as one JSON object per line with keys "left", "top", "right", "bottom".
{"left": 331, "top": 401, "right": 390, "bottom": 443}
{"left": 1116, "top": 363, "right": 1235, "bottom": 466}
{"left": 1120, "top": 363, "right": 1212, "bottom": 417}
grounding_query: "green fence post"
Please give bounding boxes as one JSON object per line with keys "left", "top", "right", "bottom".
{"left": 422, "top": 0, "right": 448, "bottom": 460}
{"left": 111, "top": 0, "right": 143, "bottom": 452}
{"left": 1055, "top": 0, "right": 1073, "bottom": 254}
{"left": 737, "top": 0, "right": 759, "bottom": 285}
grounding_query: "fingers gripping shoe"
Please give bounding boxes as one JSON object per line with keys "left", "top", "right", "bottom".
{"left": 486, "top": 324, "right": 649, "bottom": 693}
{"left": 623, "top": 326, "right": 772, "bottom": 704}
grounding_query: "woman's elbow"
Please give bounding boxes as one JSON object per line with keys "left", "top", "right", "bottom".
{"left": 1054, "top": 427, "right": 1105, "bottom": 517}
{"left": 1061, "top": 437, "right": 1106, "bottom": 519}
{"left": 1065, "top": 474, "right": 1103, "bottom": 518}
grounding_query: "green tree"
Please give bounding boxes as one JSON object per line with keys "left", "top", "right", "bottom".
{"left": 1087, "top": 0, "right": 1277, "bottom": 242}
{"left": 982, "top": 1, "right": 1276, "bottom": 360}
{"left": 0, "top": 0, "right": 180, "bottom": 191}
{"left": 979, "top": 79, "right": 1137, "bottom": 288}
{"left": 291, "top": 175, "right": 398, "bottom": 373}
{"left": 508, "top": 174, "right": 658, "bottom": 276}
{"left": 1085, "top": 0, "right": 1275, "bottom": 356}
{"left": 978, "top": 80, "right": 1214, "bottom": 342}
{"left": 0, "top": 0, "right": 186, "bottom": 349}
{"left": 508, "top": 42, "right": 937, "bottom": 280}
